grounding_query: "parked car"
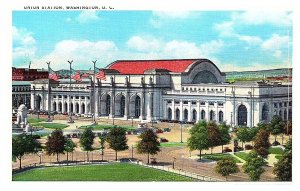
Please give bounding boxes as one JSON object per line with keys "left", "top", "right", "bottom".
{"left": 156, "top": 129, "right": 163, "bottom": 133}
{"left": 163, "top": 128, "right": 171, "bottom": 132}
{"left": 160, "top": 137, "right": 168, "bottom": 143}
{"left": 62, "top": 112, "right": 68, "bottom": 115}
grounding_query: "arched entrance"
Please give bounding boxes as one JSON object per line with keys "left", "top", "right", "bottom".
{"left": 53, "top": 102, "right": 57, "bottom": 111}
{"left": 58, "top": 102, "right": 62, "bottom": 112}
{"left": 120, "top": 95, "right": 125, "bottom": 117}
{"left": 134, "top": 96, "right": 141, "bottom": 118}
{"left": 106, "top": 94, "right": 111, "bottom": 116}
{"left": 64, "top": 102, "right": 68, "bottom": 113}
{"left": 210, "top": 110, "right": 215, "bottom": 121}
{"left": 75, "top": 103, "right": 79, "bottom": 114}
{"left": 35, "top": 95, "right": 41, "bottom": 110}
{"left": 184, "top": 109, "right": 188, "bottom": 121}
{"left": 262, "top": 103, "right": 269, "bottom": 121}
{"left": 70, "top": 103, "right": 74, "bottom": 113}
{"left": 192, "top": 110, "right": 197, "bottom": 122}
{"left": 175, "top": 108, "right": 180, "bottom": 121}
{"left": 219, "top": 111, "right": 224, "bottom": 122}
{"left": 81, "top": 103, "right": 85, "bottom": 114}
{"left": 201, "top": 110, "right": 205, "bottom": 120}
{"left": 238, "top": 105, "right": 247, "bottom": 126}
{"left": 167, "top": 108, "right": 172, "bottom": 120}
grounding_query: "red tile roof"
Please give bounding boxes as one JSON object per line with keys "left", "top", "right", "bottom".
{"left": 107, "top": 59, "right": 198, "bottom": 74}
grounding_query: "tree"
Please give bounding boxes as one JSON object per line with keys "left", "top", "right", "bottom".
{"left": 269, "top": 116, "right": 284, "bottom": 143}
{"left": 243, "top": 151, "right": 267, "bottom": 181}
{"left": 236, "top": 128, "right": 252, "bottom": 149}
{"left": 187, "top": 121, "right": 210, "bottom": 160}
{"left": 136, "top": 129, "right": 161, "bottom": 164}
{"left": 215, "top": 157, "right": 239, "bottom": 181}
{"left": 273, "top": 139, "right": 292, "bottom": 181}
{"left": 284, "top": 121, "right": 292, "bottom": 137}
{"left": 79, "top": 127, "right": 95, "bottom": 162}
{"left": 219, "top": 123, "right": 231, "bottom": 153}
{"left": 64, "top": 138, "right": 76, "bottom": 164}
{"left": 99, "top": 133, "right": 107, "bottom": 161}
{"left": 45, "top": 129, "right": 66, "bottom": 162}
{"left": 253, "top": 129, "right": 270, "bottom": 158}
{"left": 207, "top": 121, "right": 221, "bottom": 154}
{"left": 12, "top": 133, "right": 41, "bottom": 169}
{"left": 106, "top": 127, "right": 128, "bottom": 161}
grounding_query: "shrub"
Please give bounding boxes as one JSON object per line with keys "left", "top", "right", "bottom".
{"left": 236, "top": 146, "right": 244, "bottom": 152}
{"left": 223, "top": 147, "right": 232, "bottom": 153}
{"left": 245, "top": 144, "right": 253, "bottom": 150}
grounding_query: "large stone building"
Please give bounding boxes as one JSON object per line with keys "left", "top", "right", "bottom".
{"left": 30, "top": 59, "right": 292, "bottom": 127}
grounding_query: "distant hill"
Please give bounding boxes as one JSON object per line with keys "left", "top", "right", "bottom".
{"left": 225, "top": 68, "right": 292, "bottom": 81}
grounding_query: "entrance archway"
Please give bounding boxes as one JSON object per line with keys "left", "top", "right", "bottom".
{"left": 168, "top": 108, "right": 172, "bottom": 120}
{"left": 238, "top": 105, "right": 247, "bottom": 126}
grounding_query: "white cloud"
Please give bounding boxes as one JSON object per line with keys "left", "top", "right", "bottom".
{"left": 261, "top": 34, "right": 289, "bottom": 58}
{"left": 126, "top": 36, "right": 162, "bottom": 52}
{"left": 219, "top": 62, "right": 289, "bottom": 72}
{"left": 150, "top": 11, "right": 191, "bottom": 28}
{"left": 13, "top": 26, "right": 37, "bottom": 66}
{"left": 237, "top": 35, "right": 262, "bottom": 45}
{"left": 76, "top": 11, "right": 99, "bottom": 23}
{"left": 232, "top": 11, "right": 292, "bottom": 26}
{"left": 33, "top": 40, "right": 118, "bottom": 70}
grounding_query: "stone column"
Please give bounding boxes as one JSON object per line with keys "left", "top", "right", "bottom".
{"left": 124, "top": 91, "right": 129, "bottom": 120}
{"left": 197, "top": 101, "right": 200, "bottom": 121}
{"left": 147, "top": 92, "right": 153, "bottom": 121}
{"left": 85, "top": 97, "right": 88, "bottom": 114}
{"left": 140, "top": 91, "right": 145, "bottom": 120}
{"left": 172, "top": 99, "right": 175, "bottom": 120}
{"left": 79, "top": 96, "right": 82, "bottom": 114}
{"left": 180, "top": 100, "right": 183, "bottom": 121}
{"left": 188, "top": 101, "right": 191, "bottom": 122}
{"left": 215, "top": 102, "right": 218, "bottom": 123}
{"left": 30, "top": 92, "right": 35, "bottom": 110}
{"left": 61, "top": 95, "right": 65, "bottom": 113}
{"left": 206, "top": 102, "right": 209, "bottom": 121}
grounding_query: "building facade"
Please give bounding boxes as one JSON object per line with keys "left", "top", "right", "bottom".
{"left": 30, "top": 59, "right": 292, "bottom": 127}
{"left": 12, "top": 67, "right": 48, "bottom": 81}
{"left": 12, "top": 81, "right": 31, "bottom": 110}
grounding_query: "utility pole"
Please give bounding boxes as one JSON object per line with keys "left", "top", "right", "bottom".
{"left": 92, "top": 60, "right": 97, "bottom": 125}
{"left": 46, "top": 62, "right": 52, "bottom": 122}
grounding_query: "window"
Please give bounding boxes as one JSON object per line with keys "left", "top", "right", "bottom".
{"left": 81, "top": 96, "right": 85, "bottom": 99}
{"left": 284, "top": 102, "right": 287, "bottom": 107}
{"left": 167, "top": 100, "right": 172, "bottom": 104}
{"left": 183, "top": 101, "right": 188, "bottom": 104}
{"left": 64, "top": 95, "right": 67, "bottom": 98}
{"left": 175, "top": 101, "right": 180, "bottom": 104}
{"left": 58, "top": 95, "right": 62, "bottom": 98}
{"left": 53, "top": 95, "right": 56, "bottom": 98}
{"left": 289, "top": 102, "right": 292, "bottom": 106}
{"left": 274, "top": 103, "right": 277, "bottom": 108}
{"left": 71, "top": 96, "right": 73, "bottom": 99}
{"left": 209, "top": 102, "right": 214, "bottom": 106}
{"left": 200, "top": 102, "right": 205, "bottom": 106}
{"left": 192, "top": 101, "right": 196, "bottom": 105}
{"left": 218, "top": 102, "right": 224, "bottom": 106}
{"left": 75, "top": 96, "right": 79, "bottom": 99}
{"left": 210, "top": 110, "right": 215, "bottom": 121}
{"left": 279, "top": 103, "right": 282, "bottom": 107}
{"left": 219, "top": 111, "right": 224, "bottom": 122}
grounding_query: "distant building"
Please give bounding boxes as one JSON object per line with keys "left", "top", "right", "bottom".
{"left": 12, "top": 67, "right": 48, "bottom": 81}
{"left": 30, "top": 58, "right": 292, "bottom": 127}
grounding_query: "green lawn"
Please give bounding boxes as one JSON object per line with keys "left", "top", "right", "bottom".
{"left": 80, "top": 124, "right": 135, "bottom": 131}
{"left": 275, "top": 155, "right": 284, "bottom": 160}
{"left": 31, "top": 123, "right": 68, "bottom": 129}
{"left": 160, "top": 142, "right": 187, "bottom": 148}
{"left": 268, "top": 147, "right": 284, "bottom": 155}
{"left": 28, "top": 118, "right": 46, "bottom": 123}
{"left": 202, "top": 153, "right": 241, "bottom": 163}
{"left": 234, "top": 152, "right": 249, "bottom": 161}
{"left": 12, "top": 163, "right": 194, "bottom": 181}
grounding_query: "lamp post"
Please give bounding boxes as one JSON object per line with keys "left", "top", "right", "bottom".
{"left": 67, "top": 60, "right": 74, "bottom": 123}
{"left": 112, "top": 114, "right": 115, "bottom": 126}
{"left": 131, "top": 116, "right": 134, "bottom": 127}
{"left": 92, "top": 60, "right": 97, "bottom": 125}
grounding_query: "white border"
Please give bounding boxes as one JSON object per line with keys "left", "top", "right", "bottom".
{"left": 1, "top": 1, "right": 299, "bottom": 191}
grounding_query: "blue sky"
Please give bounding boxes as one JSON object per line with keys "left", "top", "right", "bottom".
{"left": 12, "top": 11, "right": 292, "bottom": 71}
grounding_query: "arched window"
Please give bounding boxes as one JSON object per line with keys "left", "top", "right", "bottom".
{"left": 168, "top": 108, "right": 172, "bottom": 120}
{"left": 135, "top": 96, "right": 141, "bottom": 118}
{"left": 262, "top": 104, "right": 269, "bottom": 121}
{"left": 120, "top": 95, "right": 126, "bottom": 116}
{"left": 279, "top": 110, "right": 282, "bottom": 119}
{"left": 238, "top": 105, "right": 247, "bottom": 126}
{"left": 210, "top": 110, "right": 215, "bottom": 121}
{"left": 192, "top": 110, "right": 197, "bottom": 122}
{"left": 219, "top": 111, "right": 224, "bottom": 122}
{"left": 201, "top": 110, "right": 206, "bottom": 120}
{"left": 106, "top": 95, "right": 111, "bottom": 115}
{"left": 184, "top": 109, "right": 188, "bottom": 121}
{"left": 64, "top": 102, "right": 68, "bottom": 113}
{"left": 175, "top": 108, "right": 180, "bottom": 121}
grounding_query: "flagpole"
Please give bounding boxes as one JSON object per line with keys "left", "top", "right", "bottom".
{"left": 68, "top": 60, "right": 74, "bottom": 123}
{"left": 46, "top": 62, "right": 52, "bottom": 122}
{"left": 92, "top": 60, "right": 97, "bottom": 124}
